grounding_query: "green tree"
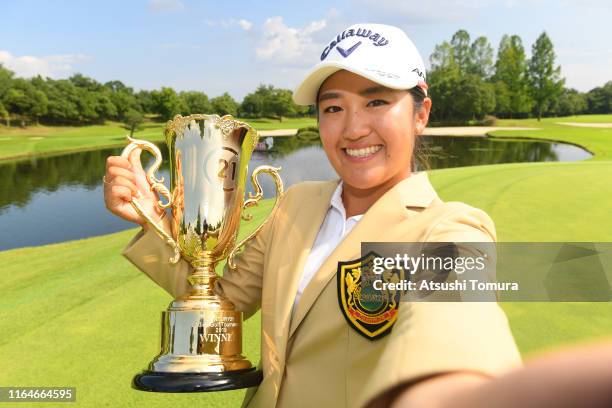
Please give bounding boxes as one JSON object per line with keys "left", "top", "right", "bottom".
{"left": 454, "top": 74, "right": 496, "bottom": 120}
{"left": 240, "top": 91, "right": 264, "bottom": 117}
{"left": 432, "top": 30, "right": 493, "bottom": 78}
{"left": 0, "top": 64, "right": 14, "bottom": 108}
{"left": 41, "top": 79, "right": 80, "bottom": 124}
{"left": 468, "top": 36, "right": 494, "bottom": 78}
{"left": 586, "top": 81, "right": 612, "bottom": 114}
{"left": 123, "top": 108, "right": 144, "bottom": 136}
{"left": 104, "top": 80, "right": 130, "bottom": 93}
{"left": 0, "top": 102, "right": 9, "bottom": 126}
{"left": 136, "top": 90, "right": 156, "bottom": 114}
{"left": 69, "top": 73, "right": 102, "bottom": 91}
{"left": 180, "top": 91, "right": 212, "bottom": 114}
{"left": 108, "top": 91, "right": 135, "bottom": 120}
{"left": 492, "top": 81, "right": 511, "bottom": 117}
{"left": 104, "top": 80, "right": 137, "bottom": 121}
{"left": 268, "top": 89, "right": 298, "bottom": 122}
{"left": 429, "top": 32, "right": 497, "bottom": 123}
{"left": 151, "top": 87, "right": 186, "bottom": 120}
{"left": 210, "top": 92, "right": 238, "bottom": 116}
{"left": 493, "top": 35, "right": 532, "bottom": 118}
{"left": 5, "top": 78, "right": 48, "bottom": 126}
{"left": 240, "top": 84, "right": 274, "bottom": 117}
{"left": 30, "top": 88, "right": 48, "bottom": 125}
{"left": 527, "top": 32, "right": 565, "bottom": 120}
{"left": 73, "top": 87, "right": 101, "bottom": 123}
{"left": 552, "top": 88, "right": 587, "bottom": 116}
{"left": 428, "top": 53, "right": 460, "bottom": 122}
{"left": 95, "top": 91, "right": 118, "bottom": 121}
{"left": 68, "top": 74, "right": 116, "bottom": 123}
{"left": 450, "top": 30, "right": 472, "bottom": 73}
{"left": 430, "top": 41, "right": 457, "bottom": 72}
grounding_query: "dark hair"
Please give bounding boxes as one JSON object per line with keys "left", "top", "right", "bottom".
{"left": 408, "top": 86, "right": 430, "bottom": 172}
{"left": 407, "top": 86, "right": 426, "bottom": 112}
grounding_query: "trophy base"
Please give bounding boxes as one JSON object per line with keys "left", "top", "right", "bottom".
{"left": 132, "top": 367, "right": 263, "bottom": 392}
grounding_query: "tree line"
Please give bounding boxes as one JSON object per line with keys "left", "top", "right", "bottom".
{"left": 0, "top": 29, "right": 610, "bottom": 128}
{"left": 0, "top": 69, "right": 313, "bottom": 131}
{"left": 428, "top": 30, "right": 611, "bottom": 123}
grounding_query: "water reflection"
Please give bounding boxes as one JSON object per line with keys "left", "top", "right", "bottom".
{"left": 0, "top": 134, "right": 591, "bottom": 250}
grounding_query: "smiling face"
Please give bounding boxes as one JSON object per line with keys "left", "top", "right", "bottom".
{"left": 317, "top": 70, "right": 431, "bottom": 194}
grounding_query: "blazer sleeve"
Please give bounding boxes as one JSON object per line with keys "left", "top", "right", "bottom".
{"left": 215, "top": 197, "right": 283, "bottom": 320}
{"left": 359, "top": 203, "right": 522, "bottom": 408}
{"left": 121, "top": 215, "right": 192, "bottom": 299}
{"left": 122, "top": 195, "right": 285, "bottom": 320}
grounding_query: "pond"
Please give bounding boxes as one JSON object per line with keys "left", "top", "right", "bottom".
{"left": 0, "top": 135, "right": 591, "bottom": 250}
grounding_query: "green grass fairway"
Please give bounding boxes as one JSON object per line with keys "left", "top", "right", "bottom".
{"left": 0, "top": 117, "right": 317, "bottom": 162}
{"left": 241, "top": 117, "right": 316, "bottom": 130}
{"left": 0, "top": 122, "right": 166, "bottom": 162}
{"left": 1, "top": 114, "right": 612, "bottom": 406}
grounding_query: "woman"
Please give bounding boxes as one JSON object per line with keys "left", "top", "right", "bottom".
{"left": 104, "top": 23, "right": 612, "bottom": 408}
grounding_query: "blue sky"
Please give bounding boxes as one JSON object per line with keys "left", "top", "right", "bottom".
{"left": 1, "top": 0, "right": 610, "bottom": 100}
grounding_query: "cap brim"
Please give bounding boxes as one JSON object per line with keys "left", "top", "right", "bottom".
{"left": 292, "top": 61, "right": 421, "bottom": 106}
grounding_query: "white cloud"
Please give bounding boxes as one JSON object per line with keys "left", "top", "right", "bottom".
{"left": 254, "top": 17, "right": 327, "bottom": 66}
{"left": 238, "top": 19, "right": 253, "bottom": 31}
{"left": 0, "top": 51, "right": 89, "bottom": 78}
{"left": 148, "top": 0, "right": 184, "bottom": 12}
{"left": 204, "top": 18, "right": 253, "bottom": 31}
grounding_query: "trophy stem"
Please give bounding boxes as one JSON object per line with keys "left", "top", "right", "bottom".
{"left": 187, "top": 255, "right": 218, "bottom": 298}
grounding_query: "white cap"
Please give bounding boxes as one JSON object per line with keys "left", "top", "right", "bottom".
{"left": 292, "top": 23, "right": 428, "bottom": 106}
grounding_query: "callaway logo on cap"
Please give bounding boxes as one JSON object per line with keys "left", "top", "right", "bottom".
{"left": 292, "top": 23, "right": 428, "bottom": 105}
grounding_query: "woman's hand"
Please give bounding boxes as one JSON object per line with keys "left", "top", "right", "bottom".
{"left": 104, "top": 148, "right": 165, "bottom": 226}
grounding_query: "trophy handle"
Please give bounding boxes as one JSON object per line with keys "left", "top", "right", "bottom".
{"left": 227, "top": 165, "right": 284, "bottom": 270}
{"left": 121, "top": 135, "right": 181, "bottom": 264}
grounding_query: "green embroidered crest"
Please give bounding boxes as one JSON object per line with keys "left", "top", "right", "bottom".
{"left": 337, "top": 252, "right": 404, "bottom": 340}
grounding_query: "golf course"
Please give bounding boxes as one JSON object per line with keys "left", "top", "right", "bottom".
{"left": 0, "top": 117, "right": 317, "bottom": 162}
{"left": 1, "top": 115, "right": 611, "bottom": 407}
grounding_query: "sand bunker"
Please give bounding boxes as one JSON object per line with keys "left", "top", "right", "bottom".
{"left": 556, "top": 122, "right": 612, "bottom": 128}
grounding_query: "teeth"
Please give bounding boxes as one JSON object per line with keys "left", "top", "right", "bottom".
{"left": 345, "top": 145, "right": 382, "bottom": 158}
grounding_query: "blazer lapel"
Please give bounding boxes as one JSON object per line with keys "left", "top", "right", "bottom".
{"left": 288, "top": 172, "right": 439, "bottom": 338}
{"left": 271, "top": 180, "right": 337, "bottom": 362}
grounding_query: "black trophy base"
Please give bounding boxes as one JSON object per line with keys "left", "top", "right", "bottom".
{"left": 133, "top": 367, "right": 263, "bottom": 392}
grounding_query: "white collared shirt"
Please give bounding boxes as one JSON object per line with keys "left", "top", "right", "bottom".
{"left": 292, "top": 181, "right": 363, "bottom": 314}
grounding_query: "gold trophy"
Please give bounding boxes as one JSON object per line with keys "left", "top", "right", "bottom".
{"left": 121, "top": 114, "right": 283, "bottom": 392}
